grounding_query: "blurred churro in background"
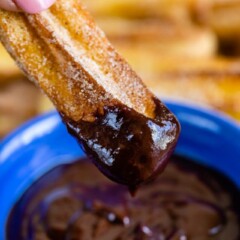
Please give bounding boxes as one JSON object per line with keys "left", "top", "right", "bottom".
{"left": 196, "top": 0, "right": 240, "bottom": 55}
{"left": 0, "top": 0, "right": 240, "bottom": 138}
{"left": 0, "top": 44, "right": 21, "bottom": 81}
{"left": 96, "top": 18, "right": 217, "bottom": 59}
{"left": 0, "top": 45, "right": 47, "bottom": 137}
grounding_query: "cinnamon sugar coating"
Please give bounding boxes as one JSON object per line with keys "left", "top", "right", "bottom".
{"left": 0, "top": 0, "right": 156, "bottom": 122}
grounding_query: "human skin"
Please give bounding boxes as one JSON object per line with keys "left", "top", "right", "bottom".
{"left": 0, "top": 0, "right": 55, "bottom": 13}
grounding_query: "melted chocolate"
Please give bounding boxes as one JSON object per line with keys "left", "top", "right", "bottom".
{"left": 61, "top": 98, "right": 180, "bottom": 190}
{"left": 7, "top": 156, "right": 240, "bottom": 240}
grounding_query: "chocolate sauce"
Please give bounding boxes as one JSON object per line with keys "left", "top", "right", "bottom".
{"left": 7, "top": 156, "right": 240, "bottom": 240}
{"left": 61, "top": 98, "right": 180, "bottom": 190}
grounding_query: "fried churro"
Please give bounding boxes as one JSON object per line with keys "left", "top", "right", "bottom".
{"left": 0, "top": 0, "right": 180, "bottom": 190}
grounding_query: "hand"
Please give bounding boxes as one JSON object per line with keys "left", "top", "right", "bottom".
{"left": 0, "top": 0, "right": 55, "bottom": 13}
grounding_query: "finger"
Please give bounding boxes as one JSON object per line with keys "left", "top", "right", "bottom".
{"left": 0, "top": 0, "right": 19, "bottom": 11}
{"left": 14, "top": 0, "right": 56, "bottom": 13}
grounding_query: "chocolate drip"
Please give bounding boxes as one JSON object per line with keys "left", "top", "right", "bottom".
{"left": 62, "top": 98, "right": 180, "bottom": 190}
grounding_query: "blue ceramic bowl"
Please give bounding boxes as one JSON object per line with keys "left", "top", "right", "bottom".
{"left": 0, "top": 101, "right": 240, "bottom": 239}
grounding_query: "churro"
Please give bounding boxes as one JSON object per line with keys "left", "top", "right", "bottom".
{"left": 0, "top": 0, "right": 180, "bottom": 189}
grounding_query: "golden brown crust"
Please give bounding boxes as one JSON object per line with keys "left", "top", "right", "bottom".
{"left": 0, "top": 0, "right": 156, "bottom": 122}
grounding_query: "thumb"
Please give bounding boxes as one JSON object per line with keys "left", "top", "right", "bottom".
{"left": 0, "top": 0, "right": 55, "bottom": 13}
{"left": 15, "top": 0, "right": 56, "bottom": 13}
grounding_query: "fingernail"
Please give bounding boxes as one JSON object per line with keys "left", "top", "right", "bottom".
{"left": 14, "top": 0, "right": 55, "bottom": 14}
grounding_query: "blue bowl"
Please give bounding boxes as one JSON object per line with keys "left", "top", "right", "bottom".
{"left": 0, "top": 101, "right": 240, "bottom": 239}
